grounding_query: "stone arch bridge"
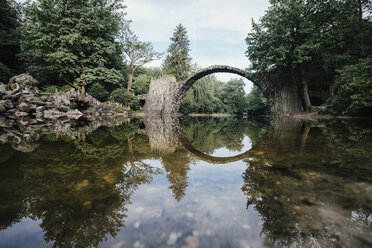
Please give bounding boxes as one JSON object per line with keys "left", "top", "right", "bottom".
{"left": 142, "top": 65, "right": 303, "bottom": 116}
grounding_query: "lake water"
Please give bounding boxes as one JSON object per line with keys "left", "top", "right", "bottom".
{"left": 0, "top": 116, "right": 371, "bottom": 248}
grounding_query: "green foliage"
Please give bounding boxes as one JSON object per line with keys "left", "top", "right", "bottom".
{"left": 246, "top": 86, "right": 270, "bottom": 115}
{"left": 110, "top": 88, "right": 140, "bottom": 110}
{"left": 218, "top": 79, "right": 247, "bottom": 114}
{"left": 88, "top": 83, "right": 109, "bottom": 102}
{"left": 162, "top": 24, "right": 192, "bottom": 81}
{"left": 21, "top": 0, "right": 126, "bottom": 89}
{"left": 118, "top": 20, "right": 162, "bottom": 91}
{"left": 42, "top": 84, "right": 72, "bottom": 94}
{"left": 326, "top": 58, "right": 372, "bottom": 116}
{"left": 0, "top": 0, "right": 22, "bottom": 81}
{"left": 41, "top": 85, "right": 71, "bottom": 94}
{"left": 246, "top": 0, "right": 372, "bottom": 113}
{"left": 132, "top": 74, "right": 151, "bottom": 95}
{"left": 180, "top": 76, "right": 255, "bottom": 114}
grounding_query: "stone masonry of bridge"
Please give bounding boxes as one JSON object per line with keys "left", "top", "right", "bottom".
{"left": 142, "top": 65, "right": 303, "bottom": 116}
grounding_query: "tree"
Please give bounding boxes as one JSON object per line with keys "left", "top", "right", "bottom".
{"left": 0, "top": 0, "right": 21, "bottom": 82}
{"left": 162, "top": 24, "right": 192, "bottom": 81}
{"left": 246, "top": 0, "right": 328, "bottom": 111}
{"left": 246, "top": 86, "right": 270, "bottom": 115}
{"left": 21, "top": 0, "right": 126, "bottom": 92}
{"left": 88, "top": 83, "right": 109, "bottom": 102}
{"left": 326, "top": 57, "right": 372, "bottom": 116}
{"left": 218, "top": 79, "right": 247, "bottom": 114}
{"left": 119, "top": 21, "right": 162, "bottom": 92}
{"left": 246, "top": 0, "right": 372, "bottom": 113}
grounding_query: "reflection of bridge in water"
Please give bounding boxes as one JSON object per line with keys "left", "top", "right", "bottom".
{"left": 141, "top": 117, "right": 256, "bottom": 164}
{"left": 141, "top": 116, "right": 325, "bottom": 165}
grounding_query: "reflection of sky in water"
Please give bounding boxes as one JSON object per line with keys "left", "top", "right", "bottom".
{"left": 101, "top": 160, "right": 264, "bottom": 248}
{"left": 209, "top": 136, "right": 252, "bottom": 157}
{"left": 0, "top": 159, "right": 264, "bottom": 248}
{"left": 0, "top": 218, "right": 50, "bottom": 248}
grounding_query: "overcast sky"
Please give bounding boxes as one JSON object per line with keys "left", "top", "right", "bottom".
{"left": 126, "top": 0, "right": 269, "bottom": 90}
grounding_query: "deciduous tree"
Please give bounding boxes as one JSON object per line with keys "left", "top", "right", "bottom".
{"left": 118, "top": 21, "right": 162, "bottom": 92}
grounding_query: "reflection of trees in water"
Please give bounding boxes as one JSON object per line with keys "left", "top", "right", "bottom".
{"left": 3, "top": 117, "right": 370, "bottom": 247}
{"left": 0, "top": 119, "right": 162, "bottom": 247}
{"left": 162, "top": 149, "right": 191, "bottom": 201}
{"left": 241, "top": 119, "right": 372, "bottom": 247}
{"left": 0, "top": 150, "right": 26, "bottom": 231}
{"left": 180, "top": 117, "right": 268, "bottom": 155}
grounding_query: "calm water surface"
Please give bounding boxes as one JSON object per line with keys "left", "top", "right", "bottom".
{"left": 0, "top": 116, "right": 371, "bottom": 248}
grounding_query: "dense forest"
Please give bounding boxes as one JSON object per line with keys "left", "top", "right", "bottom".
{"left": 0, "top": 0, "right": 371, "bottom": 115}
{"left": 246, "top": 0, "right": 372, "bottom": 115}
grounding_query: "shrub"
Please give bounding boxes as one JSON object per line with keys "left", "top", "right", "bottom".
{"left": 326, "top": 58, "right": 372, "bottom": 116}
{"left": 42, "top": 85, "right": 72, "bottom": 94}
{"left": 42, "top": 85, "right": 58, "bottom": 94}
{"left": 88, "top": 83, "right": 109, "bottom": 102}
{"left": 110, "top": 88, "right": 140, "bottom": 110}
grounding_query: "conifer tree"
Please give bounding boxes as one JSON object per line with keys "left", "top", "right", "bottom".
{"left": 162, "top": 24, "right": 192, "bottom": 81}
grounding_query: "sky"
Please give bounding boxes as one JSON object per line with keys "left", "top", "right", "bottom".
{"left": 125, "top": 0, "right": 270, "bottom": 91}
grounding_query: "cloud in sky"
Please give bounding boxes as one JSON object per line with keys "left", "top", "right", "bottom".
{"left": 126, "top": 0, "right": 269, "bottom": 90}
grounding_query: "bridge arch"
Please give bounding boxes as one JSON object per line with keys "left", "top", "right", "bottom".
{"left": 143, "top": 65, "right": 279, "bottom": 115}
{"left": 172, "top": 65, "right": 266, "bottom": 114}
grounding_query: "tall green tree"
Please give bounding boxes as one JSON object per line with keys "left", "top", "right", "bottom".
{"left": 218, "top": 79, "right": 247, "bottom": 114}
{"left": 0, "top": 0, "right": 21, "bottom": 82}
{"left": 118, "top": 20, "right": 162, "bottom": 92}
{"left": 21, "top": 0, "right": 126, "bottom": 92}
{"left": 246, "top": 0, "right": 372, "bottom": 113}
{"left": 162, "top": 24, "right": 192, "bottom": 81}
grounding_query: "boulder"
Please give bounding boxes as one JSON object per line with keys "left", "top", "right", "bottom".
{"left": 8, "top": 74, "right": 38, "bottom": 91}
{"left": 36, "top": 106, "right": 45, "bottom": 112}
{"left": 17, "top": 102, "right": 31, "bottom": 112}
{"left": 57, "top": 106, "right": 70, "bottom": 112}
{"left": 66, "top": 109, "right": 83, "bottom": 119}
{"left": 3, "top": 100, "right": 15, "bottom": 109}
{"left": 0, "top": 102, "right": 5, "bottom": 113}
{"left": 6, "top": 108, "right": 16, "bottom": 114}
{"left": 0, "top": 82, "right": 8, "bottom": 95}
{"left": 14, "top": 111, "right": 29, "bottom": 117}
{"left": 44, "top": 109, "right": 63, "bottom": 119}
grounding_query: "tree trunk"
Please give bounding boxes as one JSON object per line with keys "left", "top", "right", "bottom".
{"left": 127, "top": 60, "right": 134, "bottom": 92}
{"left": 298, "top": 64, "right": 312, "bottom": 111}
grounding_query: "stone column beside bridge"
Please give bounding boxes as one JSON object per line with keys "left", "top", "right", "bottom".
{"left": 142, "top": 75, "right": 182, "bottom": 115}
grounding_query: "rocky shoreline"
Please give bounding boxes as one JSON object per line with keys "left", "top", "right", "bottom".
{"left": 0, "top": 74, "right": 133, "bottom": 152}
{"left": 0, "top": 74, "right": 131, "bottom": 127}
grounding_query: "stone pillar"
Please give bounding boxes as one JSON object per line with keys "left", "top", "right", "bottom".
{"left": 143, "top": 76, "right": 181, "bottom": 115}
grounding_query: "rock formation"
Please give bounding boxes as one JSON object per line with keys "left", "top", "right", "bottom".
{"left": 0, "top": 74, "right": 130, "bottom": 123}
